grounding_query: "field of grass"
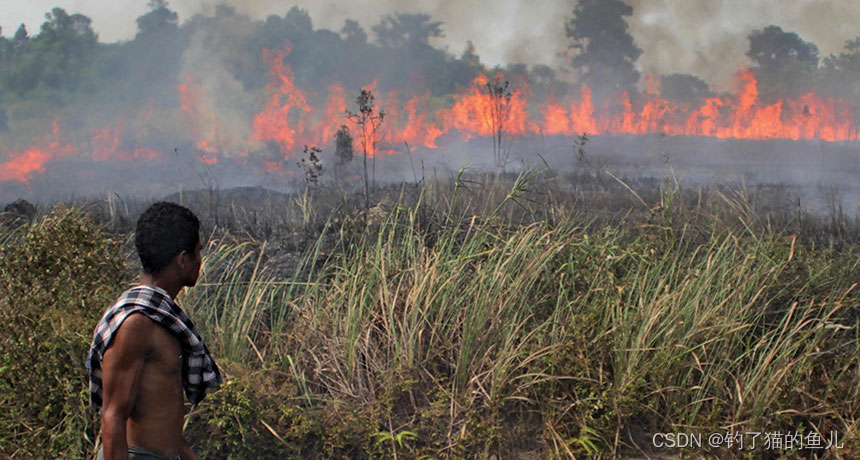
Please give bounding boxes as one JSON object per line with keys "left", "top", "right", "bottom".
{"left": 1, "top": 169, "right": 859, "bottom": 459}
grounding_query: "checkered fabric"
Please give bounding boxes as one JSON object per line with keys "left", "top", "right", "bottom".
{"left": 86, "top": 285, "right": 222, "bottom": 411}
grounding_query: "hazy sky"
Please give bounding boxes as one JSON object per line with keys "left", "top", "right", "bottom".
{"left": 3, "top": 0, "right": 860, "bottom": 89}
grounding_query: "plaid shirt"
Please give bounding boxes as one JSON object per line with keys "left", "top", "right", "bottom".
{"left": 86, "top": 285, "right": 222, "bottom": 411}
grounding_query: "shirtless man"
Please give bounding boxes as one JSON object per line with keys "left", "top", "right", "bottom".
{"left": 86, "top": 202, "right": 222, "bottom": 460}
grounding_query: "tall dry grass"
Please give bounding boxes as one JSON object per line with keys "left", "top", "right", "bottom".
{"left": 176, "top": 172, "right": 860, "bottom": 458}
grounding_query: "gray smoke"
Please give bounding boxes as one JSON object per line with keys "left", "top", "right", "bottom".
{"left": 627, "top": 0, "right": 860, "bottom": 89}
{"left": 5, "top": 0, "right": 860, "bottom": 89}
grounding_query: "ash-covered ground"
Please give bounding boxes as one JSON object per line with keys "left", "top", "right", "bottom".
{"left": 2, "top": 134, "right": 858, "bottom": 216}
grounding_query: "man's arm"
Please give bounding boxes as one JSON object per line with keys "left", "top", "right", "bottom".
{"left": 178, "top": 437, "right": 198, "bottom": 460}
{"left": 100, "top": 314, "right": 152, "bottom": 460}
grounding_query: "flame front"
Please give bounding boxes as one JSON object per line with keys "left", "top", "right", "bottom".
{"left": 248, "top": 51, "right": 860, "bottom": 164}
{"left": 3, "top": 44, "right": 860, "bottom": 187}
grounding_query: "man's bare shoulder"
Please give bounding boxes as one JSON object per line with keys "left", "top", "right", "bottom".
{"left": 106, "top": 313, "right": 158, "bottom": 357}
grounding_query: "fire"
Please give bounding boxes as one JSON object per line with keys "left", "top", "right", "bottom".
{"left": 4, "top": 43, "right": 860, "bottom": 188}
{"left": 0, "top": 121, "right": 75, "bottom": 183}
{"left": 178, "top": 74, "right": 222, "bottom": 163}
{"left": 529, "top": 69, "right": 860, "bottom": 142}
{"left": 92, "top": 120, "right": 160, "bottom": 161}
{"left": 0, "top": 116, "right": 166, "bottom": 186}
{"left": 441, "top": 73, "right": 533, "bottom": 140}
{"left": 0, "top": 148, "right": 53, "bottom": 183}
{"left": 242, "top": 45, "right": 860, "bottom": 171}
{"left": 251, "top": 45, "right": 312, "bottom": 157}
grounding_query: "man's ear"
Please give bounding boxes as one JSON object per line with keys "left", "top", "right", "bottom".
{"left": 169, "top": 250, "right": 187, "bottom": 272}
{"left": 176, "top": 249, "right": 191, "bottom": 267}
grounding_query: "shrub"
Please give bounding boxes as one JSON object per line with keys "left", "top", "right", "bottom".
{"left": 0, "top": 207, "right": 127, "bottom": 458}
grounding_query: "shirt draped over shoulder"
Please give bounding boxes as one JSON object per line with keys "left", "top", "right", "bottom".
{"left": 85, "top": 285, "right": 222, "bottom": 411}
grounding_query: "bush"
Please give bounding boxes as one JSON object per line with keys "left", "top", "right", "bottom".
{"left": 186, "top": 362, "right": 378, "bottom": 460}
{"left": 0, "top": 207, "right": 128, "bottom": 458}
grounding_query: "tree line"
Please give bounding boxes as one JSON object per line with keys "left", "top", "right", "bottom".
{"left": 1, "top": 0, "right": 859, "bottom": 137}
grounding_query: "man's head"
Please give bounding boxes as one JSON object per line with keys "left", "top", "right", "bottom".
{"left": 135, "top": 202, "right": 201, "bottom": 285}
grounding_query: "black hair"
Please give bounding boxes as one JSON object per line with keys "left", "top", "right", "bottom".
{"left": 135, "top": 202, "right": 200, "bottom": 275}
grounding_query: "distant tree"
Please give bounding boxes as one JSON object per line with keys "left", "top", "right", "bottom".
{"left": 528, "top": 64, "right": 568, "bottom": 101}
{"left": 135, "top": 0, "right": 179, "bottom": 37}
{"left": 824, "top": 37, "right": 860, "bottom": 76}
{"left": 461, "top": 40, "right": 480, "bottom": 67}
{"left": 565, "top": 0, "right": 642, "bottom": 100}
{"left": 1, "top": 8, "right": 99, "bottom": 94}
{"left": 335, "top": 124, "right": 354, "bottom": 167}
{"left": 659, "top": 73, "right": 713, "bottom": 106}
{"left": 371, "top": 13, "right": 456, "bottom": 94}
{"left": 13, "top": 24, "right": 28, "bottom": 43}
{"left": 0, "top": 105, "right": 8, "bottom": 132}
{"left": 258, "top": 7, "right": 316, "bottom": 82}
{"left": 822, "top": 37, "right": 860, "bottom": 112}
{"left": 284, "top": 6, "right": 313, "bottom": 36}
{"left": 114, "top": 0, "right": 187, "bottom": 98}
{"left": 39, "top": 8, "right": 97, "bottom": 43}
{"left": 0, "top": 31, "right": 12, "bottom": 72}
{"left": 341, "top": 19, "right": 367, "bottom": 46}
{"left": 372, "top": 13, "right": 443, "bottom": 50}
{"left": 746, "top": 25, "right": 819, "bottom": 101}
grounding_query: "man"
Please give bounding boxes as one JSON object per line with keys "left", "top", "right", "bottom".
{"left": 86, "top": 202, "right": 222, "bottom": 460}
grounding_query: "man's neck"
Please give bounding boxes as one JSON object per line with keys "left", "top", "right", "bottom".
{"left": 139, "top": 273, "right": 183, "bottom": 299}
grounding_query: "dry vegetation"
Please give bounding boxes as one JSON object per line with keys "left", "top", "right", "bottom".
{"left": 1, "top": 169, "right": 859, "bottom": 459}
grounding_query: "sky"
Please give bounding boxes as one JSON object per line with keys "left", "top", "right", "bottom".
{"left": 2, "top": 0, "right": 860, "bottom": 89}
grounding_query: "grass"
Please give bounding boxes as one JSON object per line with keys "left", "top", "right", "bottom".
{"left": 2, "top": 169, "right": 859, "bottom": 459}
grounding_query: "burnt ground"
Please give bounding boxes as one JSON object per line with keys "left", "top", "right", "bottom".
{"left": 2, "top": 133, "right": 859, "bottom": 216}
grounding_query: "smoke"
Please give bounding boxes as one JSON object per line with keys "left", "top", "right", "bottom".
{"left": 3, "top": 0, "right": 860, "bottom": 209}
{"left": 6, "top": 0, "right": 860, "bottom": 87}
{"left": 179, "top": 11, "right": 260, "bottom": 157}
{"left": 177, "top": 0, "right": 572, "bottom": 69}
{"left": 627, "top": 0, "right": 860, "bottom": 89}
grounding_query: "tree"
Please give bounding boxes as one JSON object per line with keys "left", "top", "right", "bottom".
{"left": 822, "top": 38, "right": 860, "bottom": 114}
{"left": 334, "top": 124, "right": 354, "bottom": 184}
{"left": 461, "top": 40, "right": 480, "bottom": 67}
{"left": 347, "top": 89, "right": 384, "bottom": 210}
{"left": 39, "top": 8, "right": 97, "bottom": 43}
{"left": 485, "top": 74, "right": 512, "bottom": 169}
{"left": 341, "top": 19, "right": 367, "bottom": 46}
{"left": 2, "top": 8, "right": 99, "bottom": 94}
{"left": 135, "top": 0, "right": 179, "bottom": 37}
{"left": 0, "top": 105, "right": 8, "bottom": 132}
{"left": 659, "top": 73, "right": 713, "bottom": 106}
{"left": 335, "top": 125, "right": 354, "bottom": 166}
{"left": 371, "top": 13, "right": 457, "bottom": 95}
{"left": 0, "top": 30, "right": 12, "bottom": 73}
{"left": 746, "top": 25, "right": 819, "bottom": 101}
{"left": 372, "top": 13, "right": 443, "bottom": 50}
{"left": 565, "top": 0, "right": 642, "bottom": 100}
{"left": 13, "top": 24, "right": 28, "bottom": 43}
{"left": 824, "top": 38, "right": 860, "bottom": 76}
{"left": 284, "top": 6, "right": 313, "bottom": 34}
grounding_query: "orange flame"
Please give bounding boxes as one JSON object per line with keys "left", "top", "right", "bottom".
{"left": 251, "top": 45, "right": 312, "bottom": 157}
{"left": 6, "top": 50, "right": 860, "bottom": 187}
{"left": 178, "top": 74, "right": 222, "bottom": 163}
{"left": 0, "top": 121, "right": 76, "bottom": 183}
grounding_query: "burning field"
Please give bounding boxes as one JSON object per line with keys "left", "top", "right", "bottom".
{"left": 2, "top": 2, "right": 860, "bottom": 459}
{"left": 3, "top": 53, "right": 860, "bottom": 203}
{"left": 2, "top": 2, "right": 860, "bottom": 209}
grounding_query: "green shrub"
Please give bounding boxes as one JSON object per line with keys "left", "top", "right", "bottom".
{"left": 186, "top": 362, "right": 379, "bottom": 460}
{"left": 0, "top": 207, "right": 127, "bottom": 458}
